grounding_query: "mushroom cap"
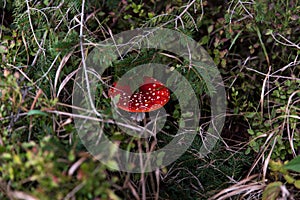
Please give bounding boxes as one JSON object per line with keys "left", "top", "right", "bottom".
{"left": 109, "top": 76, "right": 170, "bottom": 112}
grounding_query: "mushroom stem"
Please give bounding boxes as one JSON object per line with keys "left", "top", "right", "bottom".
{"left": 130, "top": 112, "right": 146, "bottom": 122}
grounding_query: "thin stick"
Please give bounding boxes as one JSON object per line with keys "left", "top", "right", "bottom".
{"left": 79, "top": 0, "right": 102, "bottom": 118}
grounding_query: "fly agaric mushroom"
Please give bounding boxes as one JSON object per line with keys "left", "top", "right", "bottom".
{"left": 108, "top": 76, "right": 170, "bottom": 121}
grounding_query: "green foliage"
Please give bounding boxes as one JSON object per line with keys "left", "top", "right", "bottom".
{"left": 265, "top": 156, "right": 300, "bottom": 198}
{"left": 245, "top": 79, "right": 300, "bottom": 160}
{"left": 263, "top": 156, "right": 300, "bottom": 199}
{"left": 0, "top": 68, "right": 22, "bottom": 122}
{"left": 1, "top": 0, "right": 300, "bottom": 199}
{"left": 159, "top": 142, "right": 253, "bottom": 199}
{"left": 283, "top": 156, "right": 300, "bottom": 173}
{"left": 0, "top": 135, "right": 118, "bottom": 199}
{"left": 262, "top": 181, "right": 283, "bottom": 200}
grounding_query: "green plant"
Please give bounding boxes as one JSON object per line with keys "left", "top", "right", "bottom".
{"left": 1, "top": 0, "right": 300, "bottom": 199}
{"left": 263, "top": 156, "right": 300, "bottom": 200}
{"left": 245, "top": 79, "right": 300, "bottom": 160}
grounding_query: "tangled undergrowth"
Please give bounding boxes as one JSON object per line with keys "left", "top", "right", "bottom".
{"left": 0, "top": 0, "right": 299, "bottom": 199}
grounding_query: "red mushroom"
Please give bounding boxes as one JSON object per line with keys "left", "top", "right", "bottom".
{"left": 108, "top": 76, "right": 170, "bottom": 121}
